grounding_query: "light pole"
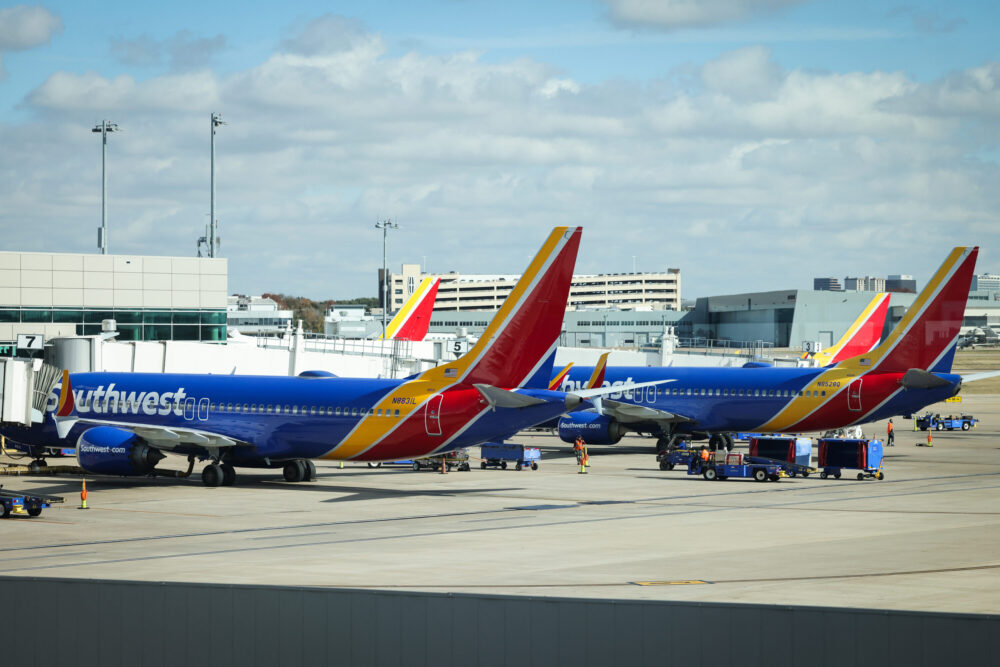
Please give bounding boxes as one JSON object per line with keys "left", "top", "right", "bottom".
{"left": 210, "top": 112, "right": 226, "bottom": 258}
{"left": 375, "top": 218, "right": 399, "bottom": 335}
{"left": 91, "top": 120, "right": 120, "bottom": 254}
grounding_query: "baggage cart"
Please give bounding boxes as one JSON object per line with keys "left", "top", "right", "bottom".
{"left": 748, "top": 436, "right": 815, "bottom": 477}
{"left": 817, "top": 438, "right": 884, "bottom": 480}
{"left": 480, "top": 443, "right": 540, "bottom": 470}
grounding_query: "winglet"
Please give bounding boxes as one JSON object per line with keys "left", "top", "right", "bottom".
{"left": 586, "top": 352, "right": 610, "bottom": 389}
{"left": 813, "top": 293, "right": 890, "bottom": 366}
{"left": 548, "top": 362, "right": 574, "bottom": 390}
{"left": 380, "top": 277, "right": 440, "bottom": 341}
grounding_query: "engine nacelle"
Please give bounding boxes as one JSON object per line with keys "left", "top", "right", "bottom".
{"left": 77, "top": 426, "right": 165, "bottom": 476}
{"left": 557, "top": 412, "right": 625, "bottom": 445}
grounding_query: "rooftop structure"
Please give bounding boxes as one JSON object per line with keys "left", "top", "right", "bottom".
{"left": 0, "top": 251, "right": 227, "bottom": 354}
{"left": 226, "top": 295, "right": 293, "bottom": 336}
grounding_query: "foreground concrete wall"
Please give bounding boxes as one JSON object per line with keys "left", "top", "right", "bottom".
{"left": 3, "top": 576, "right": 996, "bottom": 667}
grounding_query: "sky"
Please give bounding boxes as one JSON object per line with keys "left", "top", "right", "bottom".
{"left": 1, "top": 0, "right": 998, "bottom": 300}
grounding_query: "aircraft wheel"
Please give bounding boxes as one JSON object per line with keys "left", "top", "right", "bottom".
{"left": 221, "top": 464, "right": 236, "bottom": 486}
{"left": 703, "top": 468, "right": 717, "bottom": 481}
{"left": 708, "top": 434, "right": 726, "bottom": 451}
{"left": 203, "top": 464, "right": 223, "bottom": 487}
{"left": 283, "top": 461, "right": 304, "bottom": 482}
{"left": 301, "top": 460, "right": 316, "bottom": 482}
{"left": 753, "top": 468, "right": 767, "bottom": 482}
{"left": 724, "top": 433, "right": 735, "bottom": 451}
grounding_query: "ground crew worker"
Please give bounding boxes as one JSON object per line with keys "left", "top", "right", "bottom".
{"left": 694, "top": 445, "right": 710, "bottom": 473}
{"left": 574, "top": 435, "right": 585, "bottom": 465}
{"left": 887, "top": 419, "right": 895, "bottom": 447}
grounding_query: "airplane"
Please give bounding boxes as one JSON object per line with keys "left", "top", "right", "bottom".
{"left": 554, "top": 247, "right": 985, "bottom": 451}
{"left": 378, "top": 277, "right": 440, "bottom": 341}
{"left": 1, "top": 227, "right": 663, "bottom": 487}
{"left": 804, "top": 292, "right": 891, "bottom": 367}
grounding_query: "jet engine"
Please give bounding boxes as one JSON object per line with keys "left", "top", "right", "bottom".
{"left": 557, "top": 412, "right": 625, "bottom": 445}
{"left": 77, "top": 426, "right": 165, "bottom": 476}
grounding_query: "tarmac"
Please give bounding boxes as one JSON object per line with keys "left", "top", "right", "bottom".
{"left": 2, "top": 394, "right": 999, "bottom": 615}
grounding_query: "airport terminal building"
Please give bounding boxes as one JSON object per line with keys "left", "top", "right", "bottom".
{"left": 383, "top": 264, "right": 682, "bottom": 312}
{"left": 0, "top": 251, "right": 227, "bottom": 354}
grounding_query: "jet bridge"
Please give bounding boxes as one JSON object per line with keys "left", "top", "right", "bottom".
{"left": 0, "top": 358, "right": 60, "bottom": 427}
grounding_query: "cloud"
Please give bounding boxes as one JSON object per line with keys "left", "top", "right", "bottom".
{"left": 0, "top": 5, "right": 62, "bottom": 51}
{"left": 110, "top": 31, "right": 226, "bottom": 71}
{"left": 888, "top": 6, "right": 965, "bottom": 35}
{"left": 4, "top": 21, "right": 999, "bottom": 301}
{"left": 0, "top": 4, "right": 62, "bottom": 80}
{"left": 603, "top": 0, "right": 805, "bottom": 31}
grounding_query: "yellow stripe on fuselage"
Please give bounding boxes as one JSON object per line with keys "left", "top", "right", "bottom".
{"left": 754, "top": 366, "right": 858, "bottom": 432}
{"left": 325, "top": 227, "right": 570, "bottom": 459}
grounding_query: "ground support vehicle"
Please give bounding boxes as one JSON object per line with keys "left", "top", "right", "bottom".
{"left": 686, "top": 454, "right": 785, "bottom": 482}
{"left": 817, "top": 438, "right": 884, "bottom": 480}
{"left": 480, "top": 443, "right": 540, "bottom": 470}
{"left": 915, "top": 413, "right": 977, "bottom": 431}
{"left": 656, "top": 449, "right": 695, "bottom": 471}
{"left": 0, "top": 486, "right": 63, "bottom": 518}
{"left": 409, "top": 449, "right": 471, "bottom": 472}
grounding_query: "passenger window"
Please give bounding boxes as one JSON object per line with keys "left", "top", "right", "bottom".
{"left": 335, "top": 407, "right": 342, "bottom": 416}
{"left": 309, "top": 407, "right": 316, "bottom": 415}
{"left": 377, "top": 408, "right": 383, "bottom": 417}
{"left": 753, "top": 389, "right": 760, "bottom": 397}
{"left": 292, "top": 406, "right": 299, "bottom": 414}
{"left": 821, "top": 391, "right": 826, "bottom": 397}
{"left": 351, "top": 407, "right": 359, "bottom": 416}
{"left": 234, "top": 405, "right": 241, "bottom": 412}
{"left": 394, "top": 409, "right": 400, "bottom": 417}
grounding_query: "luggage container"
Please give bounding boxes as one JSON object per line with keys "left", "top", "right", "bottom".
{"left": 817, "top": 438, "right": 884, "bottom": 480}
{"left": 748, "top": 436, "right": 814, "bottom": 477}
{"left": 480, "top": 443, "right": 541, "bottom": 471}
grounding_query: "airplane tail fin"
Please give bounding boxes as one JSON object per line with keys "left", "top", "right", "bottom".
{"left": 53, "top": 370, "right": 78, "bottom": 438}
{"left": 813, "top": 293, "right": 890, "bottom": 366}
{"left": 380, "top": 277, "right": 440, "bottom": 341}
{"left": 426, "top": 227, "right": 581, "bottom": 389}
{"left": 839, "top": 247, "right": 978, "bottom": 374}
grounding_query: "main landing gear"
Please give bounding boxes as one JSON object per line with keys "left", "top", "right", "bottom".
{"left": 709, "top": 433, "right": 735, "bottom": 452}
{"left": 202, "top": 462, "right": 237, "bottom": 487}
{"left": 282, "top": 459, "right": 316, "bottom": 483}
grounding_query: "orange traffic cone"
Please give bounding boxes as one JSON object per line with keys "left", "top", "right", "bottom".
{"left": 78, "top": 479, "right": 89, "bottom": 510}
{"left": 926, "top": 431, "right": 933, "bottom": 447}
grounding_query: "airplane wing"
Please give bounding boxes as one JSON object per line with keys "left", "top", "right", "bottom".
{"left": 55, "top": 414, "right": 247, "bottom": 451}
{"left": 600, "top": 399, "right": 692, "bottom": 424}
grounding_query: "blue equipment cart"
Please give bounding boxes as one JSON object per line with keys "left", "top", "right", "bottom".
{"left": 915, "top": 413, "right": 977, "bottom": 431}
{"left": 686, "top": 453, "right": 785, "bottom": 482}
{"left": 817, "top": 438, "right": 884, "bottom": 480}
{"left": 0, "top": 486, "right": 63, "bottom": 518}
{"left": 480, "top": 443, "right": 540, "bottom": 470}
